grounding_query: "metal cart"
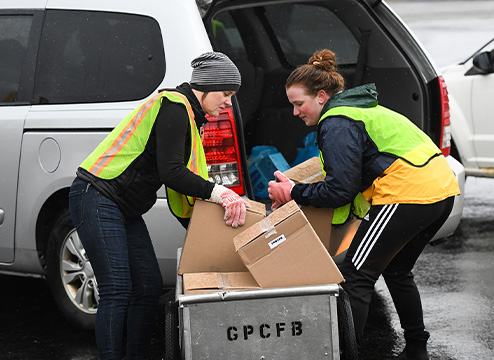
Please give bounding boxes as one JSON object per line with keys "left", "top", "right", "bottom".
{"left": 164, "top": 248, "right": 358, "bottom": 360}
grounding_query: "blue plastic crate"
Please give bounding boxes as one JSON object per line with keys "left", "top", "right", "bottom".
{"left": 249, "top": 151, "right": 290, "bottom": 199}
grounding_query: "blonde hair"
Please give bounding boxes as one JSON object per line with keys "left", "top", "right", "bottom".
{"left": 286, "top": 49, "right": 345, "bottom": 97}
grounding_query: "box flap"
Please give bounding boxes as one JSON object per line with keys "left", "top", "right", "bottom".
{"left": 183, "top": 272, "right": 260, "bottom": 294}
{"left": 233, "top": 200, "right": 300, "bottom": 252}
{"left": 330, "top": 218, "right": 361, "bottom": 256}
{"left": 242, "top": 199, "right": 267, "bottom": 216}
{"left": 178, "top": 199, "right": 266, "bottom": 275}
{"left": 283, "top": 157, "right": 324, "bottom": 184}
{"left": 300, "top": 206, "right": 333, "bottom": 251}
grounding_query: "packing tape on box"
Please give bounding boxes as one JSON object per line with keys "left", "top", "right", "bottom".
{"left": 259, "top": 217, "right": 277, "bottom": 239}
{"left": 300, "top": 171, "right": 324, "bottom": 183}
{"left": 217, "top": 273, "right": 229, "bottom": 289}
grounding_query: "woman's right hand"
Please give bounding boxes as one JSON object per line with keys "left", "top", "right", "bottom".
{"left": 209, "top": 184, "right": 250, "bottom": 227}
{"left": 268, "top": 171, "right": 295, "bottom": 210}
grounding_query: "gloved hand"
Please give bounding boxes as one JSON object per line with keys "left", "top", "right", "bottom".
{"left": 209, "top": 184, "right": 250, "bottom": 227}
{"left": 268, "top": 171, "right": 295, "bottom": 210}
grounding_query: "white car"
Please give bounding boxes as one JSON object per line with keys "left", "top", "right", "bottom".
{"left": 442, "top": 38, "right": 494, "bottom": 178}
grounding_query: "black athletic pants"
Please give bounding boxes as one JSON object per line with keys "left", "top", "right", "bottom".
{"left": 338, "top": 196, "right": 455, "bottom": 344}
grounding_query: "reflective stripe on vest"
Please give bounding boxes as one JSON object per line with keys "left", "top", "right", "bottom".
{"left": 81, "top": 92, "right": 164, "bottom": 179}
{"left": 163, "top": 92, "right": 209, "bottom": 219}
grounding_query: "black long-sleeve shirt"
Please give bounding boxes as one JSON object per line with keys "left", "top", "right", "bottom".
{"left": 156, "top": 83, "right": 215, "bottom": 198}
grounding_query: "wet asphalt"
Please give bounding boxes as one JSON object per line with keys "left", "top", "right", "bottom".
{"left": 376, "top": 177, "right": 494, "bottom": 359}
{"left": 1, "top": 181, "right": 493, "bottom": 360}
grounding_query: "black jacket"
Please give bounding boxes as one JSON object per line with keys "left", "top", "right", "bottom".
{"left": 291, "top": 84, "right": 395, "bottom": 209}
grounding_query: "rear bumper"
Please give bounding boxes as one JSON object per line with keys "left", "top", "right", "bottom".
{"left": 431, "top": 155, "right": 465, "bottom": 241}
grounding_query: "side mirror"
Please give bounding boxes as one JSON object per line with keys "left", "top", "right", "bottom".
{"left": 472, "top": 51, "right": 494, "bottom": 74}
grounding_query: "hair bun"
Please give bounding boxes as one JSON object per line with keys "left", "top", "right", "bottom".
{"left": 286, "top": 48, "right": 345, "bottom": 96}
{"left": 309, "top": 49, "right": 337, "bottom": 72}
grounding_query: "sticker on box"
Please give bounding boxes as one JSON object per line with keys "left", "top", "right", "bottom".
{"left": 268, "top": 234, "right": 286, "bottom": 249}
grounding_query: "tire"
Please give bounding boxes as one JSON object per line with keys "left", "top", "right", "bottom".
{"left": 45, "top": 209, "right": 98, "bottom": 331}
{"left": 164, "top": 300, "right": 180, "bottom": 360}
{"left": 337, "top": 286, "right": 359, "bottom": 360}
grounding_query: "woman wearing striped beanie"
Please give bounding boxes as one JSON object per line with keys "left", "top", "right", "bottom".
{"left": 68, "top": 51, "right": 247, "bottom": 359}
{"left": 190, "top": 51, "right": 241, "bottom": 93}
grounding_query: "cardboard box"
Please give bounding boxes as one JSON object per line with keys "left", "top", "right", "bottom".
{"left": 233, "top": 201, "right": 344, "bottom": 288}
{"left": 177, "top": 199, "right": 266, "bottom": 294}
{"left": 283, "top": 157, "right": 360, "bottom": 257}
{"left": 178, "top": 199, "right": 266, "bottom": 275}
{"left": 283, "top": 157, "right": 334, "bottom": 252}
{"left": 299, "top": 205, "right": 334, "bottom": 252}
{"left": 182, "top": 272, "right": 260, "bottom": 294}
{"left": 283, "top": 156, "right": 324, "bottom": 183}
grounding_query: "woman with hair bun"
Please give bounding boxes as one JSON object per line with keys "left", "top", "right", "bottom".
{"left": 268, "top": 49, "right": 459, "bottom": 360}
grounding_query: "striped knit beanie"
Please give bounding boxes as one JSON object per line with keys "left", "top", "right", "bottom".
{"left": 190, "top": 52, "right": 241, "bottom": 92}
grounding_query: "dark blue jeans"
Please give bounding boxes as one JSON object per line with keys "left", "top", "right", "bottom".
{"left": 69, "top": 177, "right": 163, "bottom": 360}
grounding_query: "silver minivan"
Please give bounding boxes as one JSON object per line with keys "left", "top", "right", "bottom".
{"left": 0, "top": 0, "right": 464, "bottom": 330}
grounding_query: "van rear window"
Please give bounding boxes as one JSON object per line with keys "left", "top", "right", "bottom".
{"left": 35, "top": 10, "right": 165, "bottom": 104}
{"left": 263, "top": 3, "right": 359, "bottom": 66}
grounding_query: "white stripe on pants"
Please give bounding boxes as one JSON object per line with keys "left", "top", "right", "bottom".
{"left": 352, "top": 203, "right": 399, "bottom": 270}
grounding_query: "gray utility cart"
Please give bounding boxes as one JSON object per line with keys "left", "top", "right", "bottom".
{"left": 163, "top": 249, "right": 358, "bottom": 360}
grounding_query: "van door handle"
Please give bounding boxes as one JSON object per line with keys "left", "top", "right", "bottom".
{"left": 0, "top": 209, "right": 4, "bottom": 225}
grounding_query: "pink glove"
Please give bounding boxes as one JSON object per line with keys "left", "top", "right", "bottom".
{"left": 209, "top": 184, "right": 250, "bottom": 227}
{"left": 268, "top": 171, "right": 295, "bottom": 210}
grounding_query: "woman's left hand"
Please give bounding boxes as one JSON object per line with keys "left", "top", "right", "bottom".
{"left": 209, "top": 184, "right": 250, "bottom": 227}
{"left": 268, "top": 171, "right": 295, "bottom": 210}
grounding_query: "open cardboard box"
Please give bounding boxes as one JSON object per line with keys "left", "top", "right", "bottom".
{"left": 233, "top": 201, "right": 344, "bottom": 288}
{"left": 284, "top": 157, "right": 361, "bottom": 257}
{"left": 178, "top": 156, "right": 360, "bottom": 294}
{"left": 178, "top": 199, "right": 266, "bottom": 294}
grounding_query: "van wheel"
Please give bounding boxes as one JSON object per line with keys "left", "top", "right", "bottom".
{"left": 46, "top": 209, "right": 98, "bottom": 330}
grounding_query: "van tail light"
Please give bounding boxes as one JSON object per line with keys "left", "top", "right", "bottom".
{"left": 203, "top": 107, "right": 245, "bottom": 195}
{"left": 438, "top": 76, "right": 451, "bottom": 156}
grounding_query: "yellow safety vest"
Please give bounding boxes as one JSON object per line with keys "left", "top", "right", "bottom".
{"left": 163, "top": 92, "right": 209, "bottom": 219}
{"left": 80, "top": 91, "right": 208, "bottom": 219}
{"left": 319, "top": 103, "right": 447, "bottom": 224}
